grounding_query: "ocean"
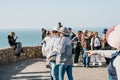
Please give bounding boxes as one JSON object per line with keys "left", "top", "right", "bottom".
{"left": 0, "top": 29, "right": 42, "bottom": 48}
{"left": 0, "top": 27, "right": 105, "bottom": 48}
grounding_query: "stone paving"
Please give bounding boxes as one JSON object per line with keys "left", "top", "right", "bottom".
{"left": 0, "top": 58, "right": 108, "bottom": 80}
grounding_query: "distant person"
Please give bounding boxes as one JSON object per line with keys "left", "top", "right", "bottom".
{"left": 67, "top": 27, "right": 76, "bottom": 54}
{"left": 67, "top": 27, "right": 76, "bottom": 40}
{"left": 8, "top": 32, "right": 18, "bottom": 47}
{"left": 40, "top": 28, "right": 47, "bottom": 40}
{"left": 101, "top": 28, "right": 111, "bottom": 50}
{"left": 81, "top": 29, "right": 91, "bottom": 67}
{"left": 90, "top": 32, "right": 102, "bottom": 66}
{"left": 8, "top": 32, "right": 23, "bottom": 58}
{"left": 107, "top": 25, "right": 120, "bottom": 80}
{"left": 101, "top": 28, "right": 111, "bottom": 65}
{"left": 72, "top": 31, "right": 83, "bottom": 66}
{"left": 41, "top": 31, "right": 52, "bottom": 57}
{"left": 58, "top": 22, "right": 63, "bottom": 28}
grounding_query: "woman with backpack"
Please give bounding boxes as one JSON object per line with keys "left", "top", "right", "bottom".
{"left": 107, "top": 25, "right": 120, "bottom": 80}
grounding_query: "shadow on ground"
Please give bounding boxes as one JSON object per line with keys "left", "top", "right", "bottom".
{"left": 0, "top": 58, "right": 50, "bottom": 80}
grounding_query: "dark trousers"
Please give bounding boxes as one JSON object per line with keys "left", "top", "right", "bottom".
{"left": 74, "top": 47, "right": 81, "bottom": 63}
{"left": 105, "top": 57, "right": 111, "bottom": 65}
{"left": 72, "top": 48, "right": 74, "bottom": 54}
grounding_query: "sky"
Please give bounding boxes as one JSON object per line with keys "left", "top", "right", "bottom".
{"left": 0, "top": 0, "right": 120, "bottom": 29}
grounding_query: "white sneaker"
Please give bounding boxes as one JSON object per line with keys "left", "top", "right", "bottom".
{"left": 92, "top": 62, "right": 95, "bottom": 66}
{"left": 73, "top": 63, "right": 79, "bottom": 66}
{"left": 99, "top": 62, "right": 102, "bottom": 66}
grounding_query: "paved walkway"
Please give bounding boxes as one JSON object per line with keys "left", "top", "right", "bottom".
{"left": 0, "top": 58, "right": 109, "bottom": 80}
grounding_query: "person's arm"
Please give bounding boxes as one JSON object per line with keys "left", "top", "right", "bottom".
{"left": 86, "top": 50, "right": 94, "bottom": 56}
{"left": 15, "top": 36, "right": 18, "bottom": 42}
{"left": 91, "top": 37, "right": 94, "bottom": 50}
{"left": 41, "top": 37, "right": 46, "bottom": 45}
{"left": 71, "top": 37, "right": 77, "bottom": 44}
{"left": 13, "top": 36, "right": 18, "bottom": 46}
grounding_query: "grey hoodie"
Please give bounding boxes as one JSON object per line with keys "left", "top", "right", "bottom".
{"left": 56, "top": 37, "right": 73, "bottom": 66}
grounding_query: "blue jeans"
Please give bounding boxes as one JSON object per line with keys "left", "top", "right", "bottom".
{"left": 109, "top": 75, "right": 117, "bottom": 80}
{"left": 49, "top": 62, "right": 59, "bottom": 80}
{"left": 59, "top": 64, "right": 73, "bottom": 80}
{"left": 109, "top": 75, "right": 112, "bottom": 80}
{"left": 83, "top": 48, "right": 90, "bottom": 67}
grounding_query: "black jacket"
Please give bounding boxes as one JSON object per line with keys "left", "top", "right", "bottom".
{"left": 8, "top": 35, "right": 16, "bottom": 46}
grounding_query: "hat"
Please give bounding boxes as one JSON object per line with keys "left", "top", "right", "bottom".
{"left": 58, "top": 27, "right": 69, "bottom": 35}
{"left": 106, "top": 24, "right": 120, "bottom": 49}
{"left": 52, "top": 26, "right": 60, "bottom": 31}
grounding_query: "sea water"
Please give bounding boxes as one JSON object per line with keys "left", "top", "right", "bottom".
{"left": 0, "top": 27, "right": 106, "bottom": 48}
{"left": 0, "top": 29, "right": 41, "bottom": 48}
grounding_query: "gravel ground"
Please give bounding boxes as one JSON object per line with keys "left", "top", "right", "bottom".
{"left": 0, "top": 58, "right": 108, "bottom": 80}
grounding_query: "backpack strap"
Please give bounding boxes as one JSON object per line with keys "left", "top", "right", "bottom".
{"left": 108, "top": 50, "right": 120, "bottom": 77}
{"left": 111, "top": 51, "right": 120, "bottom": 66}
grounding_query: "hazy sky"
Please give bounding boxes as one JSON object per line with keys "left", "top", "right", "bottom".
{"left": 0, "top": 0, "right": 120, "bottom": 29}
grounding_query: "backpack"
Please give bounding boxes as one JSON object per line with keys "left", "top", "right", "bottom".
{"left": 108, "top": 51, "right": 120, "bottom": 80}
{"left": 14, "top": 42, "right": 22, "bottom": 55}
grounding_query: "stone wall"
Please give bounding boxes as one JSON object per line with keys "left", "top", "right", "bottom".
{"left": 0, "top": 46, "right": 43, "bottom": 67}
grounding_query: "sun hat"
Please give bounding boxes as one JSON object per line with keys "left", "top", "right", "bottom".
{"left": 52, "top": 26, "right": 60, "bottom": 31}
{"left": 58, "top": 27, "right": 69, "bottom": 35}
{"left": 106, "top": 24, "right": 120, "bottom": 49}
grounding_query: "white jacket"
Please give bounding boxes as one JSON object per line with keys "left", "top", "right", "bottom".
{"left": 45, "top": 36, "right": 60, "bottom": 58}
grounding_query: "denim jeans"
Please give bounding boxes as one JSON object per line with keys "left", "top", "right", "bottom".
{"left": 83, "top": 48, "right": 90, "bottom": 67}
{"left": 109, "top": 75, "right": 118, "bottom": 80}
{"left": 109, "top": 75, "right": 112, "bottom": 80}
{"left": 49, "top": 62, "right": 59, "bottom": 80}
{"left": 59, "top": 64, "right": 73, "bottom": 80}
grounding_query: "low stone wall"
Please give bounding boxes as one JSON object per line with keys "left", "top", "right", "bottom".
{"left": 0, "top": 46, "right": 43, "bottom": 67}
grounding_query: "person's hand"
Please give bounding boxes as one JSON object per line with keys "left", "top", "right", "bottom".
{"left": 16, "top": 36, "right": 18, "bottom": 39}
{"left": 46, "top": 57, "right": 49, "bottom": 62}
{"left": 87, "top": 50, "right": 93, "bottom": 56}
{"left": 46, "top": 58, "right": 50, "bottom": 68}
